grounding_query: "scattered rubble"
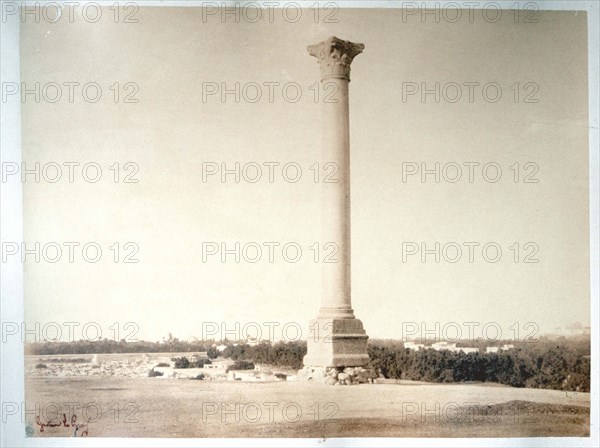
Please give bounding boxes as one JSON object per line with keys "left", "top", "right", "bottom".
{"left": 26, "top": 357, "right": 293, "bottom": 382}
{"left": 297, "top": 366, "right": 378, "bottom": 385}
{"left": 26, "top": 358, "right": 157, "bottom": 378}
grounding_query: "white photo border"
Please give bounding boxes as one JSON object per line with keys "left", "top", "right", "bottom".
{"left": 1, "top": 1, "right": 598, "bottom": 447}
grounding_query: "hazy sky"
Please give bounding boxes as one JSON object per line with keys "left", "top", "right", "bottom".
{"left": 19, "top": 7, "right": 589, "bottom": 342}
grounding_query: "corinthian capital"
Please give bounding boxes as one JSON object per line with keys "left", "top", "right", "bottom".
{"left": 307, "top": 36, "right": 365, "bottom": 82}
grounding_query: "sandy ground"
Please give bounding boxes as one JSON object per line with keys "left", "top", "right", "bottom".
{"left": 25, "top": 376, "right": 589, "bottom": 438}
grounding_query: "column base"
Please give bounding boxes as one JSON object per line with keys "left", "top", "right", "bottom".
{"left": 317, "top": 306, "right": 356, "bottom": 319}
{"left": 303, "top": 317, "right": 370, "bottom": 368}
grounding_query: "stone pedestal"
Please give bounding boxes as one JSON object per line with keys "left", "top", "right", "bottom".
{"left": 303, "top": 36, "right": 369, "bottom": 372}
{"left": 304, "top": 318, "right": 369, "bottom": 367}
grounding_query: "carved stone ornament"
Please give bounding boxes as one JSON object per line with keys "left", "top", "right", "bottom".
{"left": 307, "top": 36, "right": 365, "bottom": 82}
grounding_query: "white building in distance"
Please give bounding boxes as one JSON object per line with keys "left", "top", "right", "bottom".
{"left": 431, "top": 341, "right": 479, "bottom": 354}
{"left": 486, "top": 344, "right": 515, "bottom": 354}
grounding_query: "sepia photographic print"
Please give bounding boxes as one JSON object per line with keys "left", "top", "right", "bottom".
{"left": 1, "top": 1, "right": 598, "bottom": 446}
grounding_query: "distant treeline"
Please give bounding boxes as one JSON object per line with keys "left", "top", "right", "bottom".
{"left": 222, "top": 338, "right": 590, "bottom": 392}
{"left": 368, "top": 338, "right": 590, "bottom": 392}
{"left": 26, "top": 339, "right": 220, "bottom": 358}
{"left": 26, "top": 337, "right": 590, "bottom": 392}
{"left": 222, "top": 341, "right": 307, "bottom": 369}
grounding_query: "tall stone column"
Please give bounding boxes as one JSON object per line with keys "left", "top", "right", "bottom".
{"left": 303, "top": 36, "right": 369, "bottom": 368}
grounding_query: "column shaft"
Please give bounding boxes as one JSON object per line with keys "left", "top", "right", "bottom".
{"left": 320, "top": 78, "right": 353, "bottom": 318}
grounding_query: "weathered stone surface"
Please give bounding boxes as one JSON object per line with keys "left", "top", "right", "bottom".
{"left": 303, "top": 317, "right": 370, "bottom": 368}
{"left": 298, "top": 365, "right": 377, "bottom": 385}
